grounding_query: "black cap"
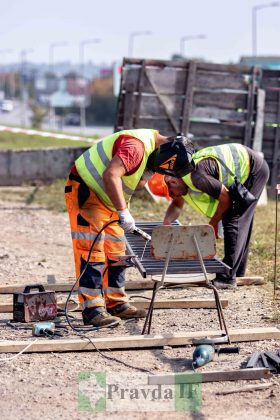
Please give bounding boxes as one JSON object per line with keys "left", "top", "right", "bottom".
{"left": 147, "top": 135, "right": 195, "bottom": 177}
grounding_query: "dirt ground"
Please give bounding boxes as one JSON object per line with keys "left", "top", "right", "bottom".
{"left": 0, "top": 192, "right": 279, "bottom": 420}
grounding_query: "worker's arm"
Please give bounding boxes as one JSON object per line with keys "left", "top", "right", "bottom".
{"left": 103, "top": 155, "right": 127, "bottom": 211}
{"left": 163, "top": 197, "right": 185, "bottom": 225}
{"left": 209, "top": 184, "right": 231, "bottom": 238}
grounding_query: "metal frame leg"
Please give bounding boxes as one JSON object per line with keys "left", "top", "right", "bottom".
{"left": 141, "top": 234, "right": 174, "bottom": 335}
{"left": 142, "top": 282, "right": 159, "bottom": 335}
{"left": 193, "top": 234, "right": 231, "bottom": 344}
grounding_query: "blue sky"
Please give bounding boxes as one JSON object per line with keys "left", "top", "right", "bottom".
{"left": 0, "top": 0, "right": 279, "bottom": 65}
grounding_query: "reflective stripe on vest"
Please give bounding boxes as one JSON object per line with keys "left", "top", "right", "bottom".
{"left": 80, "top": 297, "right": 105, "bottom": 309}
{"left": 71, "top": 232, "right": 125, "bottom": 242}
{"left": 103, "top": 286, "right": 126, "bottom": 295}
{"left": 182, "top": 143, "right": 250, "bottom": 218}
{"left": 75, "top": 129, "right": 157, "bottom": 210}
{"left": 78, "top": 286, "right": 103, "bottom": 297}
{"left": 71, "top": 232, "right": 104, "bottom": 241}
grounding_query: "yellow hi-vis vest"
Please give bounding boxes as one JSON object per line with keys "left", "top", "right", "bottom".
{"left": 75, "top": 129, "right": 157, "bottom": 210}
{"left": 182, "top": 143, "right": 250, "bottom": 218}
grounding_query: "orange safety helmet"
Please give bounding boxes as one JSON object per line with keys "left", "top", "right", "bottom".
{"left": 148, "top": 173, "right": 170, "bottom": 199}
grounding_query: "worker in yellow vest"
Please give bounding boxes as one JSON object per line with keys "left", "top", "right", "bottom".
{"left": 65, "top": 130, "right": 194, "bottom": 328}
{"left": 149, "top": 143, "right": 269, "bottom": 289}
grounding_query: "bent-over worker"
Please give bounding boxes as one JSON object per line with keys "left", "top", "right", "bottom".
{"left": 150, "top": 143, "right": 269, "bottom": 289}
{"left": 65, "top": 130, "right": 193, "bottom": 327}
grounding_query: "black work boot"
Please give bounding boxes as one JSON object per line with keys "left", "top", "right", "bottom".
{"left": 108, "top": 305, "right": 147, "bottom": 319}
{"left": 83, "top": 311, "right": 121, "bottom": 328}
{"left": 213, "top": 278, "right": 237, "bottom": 289}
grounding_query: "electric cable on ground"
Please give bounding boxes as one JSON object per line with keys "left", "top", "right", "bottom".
{"left": 64, "top": 218, "right": 151, "bottom": 373}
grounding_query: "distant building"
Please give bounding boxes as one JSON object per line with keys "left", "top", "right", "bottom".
{"left": 35, "top": 75, "right": 90, "bottom": 107}
{"left": 239, "top": 56, "right": 280, "bottom": 70}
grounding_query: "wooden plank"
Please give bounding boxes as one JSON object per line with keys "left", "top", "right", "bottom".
{"left": 192, "top": 106, "right": 247, "bottom": 123}
{"left": 263, "top": 126, "right": 279, "bottom": 141}
{"left": 133, "top": 298, "right": 228, "bottom": 309}
{"left": 130, "top": 117, "right": 245, "bottom": 140}
{"left": 253, "top": 89, "right": 265, "bottom": 152}
{"left": 137, "top": 95, "right": 184, "bottom": 119}
{"left": 123, "top": 66, "right": 251, "bottom": 94}
{"left": 193, "top": 91, "right": 248, "bottom": 110}
{"left": 244, "top": 67, "right": 258, "bottom": 147}
{"left": 181, "top": 60, "right": 196, "bottom": 134}
{"left": 195, "top": 71, "right": 249, "bottom": 91}
{"left": 0, "top": 298, "right": 229, "bottom": 313}
{"left": 271, "top": 90, "right": 280, "bottom": 186}
{"left": 133, "top": 60, "right": 146, "bottom": 128}
{"left": 0, "top": 276, "right": 265, "bottom": 294}
{"left": 215, "top": 382, "right": 273, "bottom": 395}
{"left": 143, "top": 66, "right": 179, "bottom": 132}
{"left": 122, "top": 58, "right": 256, "bottom": 74}
{"left": 0, "top": 327, "right": 279, "bottom": 353}
{"left": 124, "top": 66, "right": 189, "bottom": 95}
{"left": 148, "top": 368, "right": 271, "bottom": 385}
{"left": 189, "top": 121, "right": 244, "bottom": 138}
{"left": 237, "top": 276, "right": 265, "bottom": 286}
{"left": 264, "top": 90, "right": 280, "bottom": 102}
{"left": 262, "top": 68, "right": 280, "bottom": 78}
{"left": 122, "top": 92, "right": 134, "bottom": 128}
{"left": 264, "top": 111, "right": 279, "bottom": 124}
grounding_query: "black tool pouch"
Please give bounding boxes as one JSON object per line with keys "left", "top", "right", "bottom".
{"left": 215, "top": 156, "right": 257, "bottom": 216}
{"left": 228, "top": 177, "right": 257, "bottom": 216}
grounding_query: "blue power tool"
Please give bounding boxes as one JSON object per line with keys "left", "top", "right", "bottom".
{"left": 192, "top": 343, "right": 240, "bottom": 369}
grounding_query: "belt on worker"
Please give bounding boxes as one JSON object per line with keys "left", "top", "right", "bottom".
{"left": 69, "top": 172, "right": 83, "bottom": 183}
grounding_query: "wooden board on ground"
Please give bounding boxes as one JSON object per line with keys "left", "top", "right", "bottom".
{"left": 0, "top": 276, "right": 265, "bottom": 294}
{"left": 0, "top": 327, "right": 279, "bottom": 354}
{"left": 215, "top": 382, "right": 273, "bottom": 395}
{"left": 0, "top": 298, "right": 229, "bottom": 313}
{"left": 148, "top": 368, "right": 271, "bottom": 385}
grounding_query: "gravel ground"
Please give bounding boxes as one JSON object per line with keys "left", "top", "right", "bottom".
{"left": 0, "top": 197, "right": 279, "bottom": 420}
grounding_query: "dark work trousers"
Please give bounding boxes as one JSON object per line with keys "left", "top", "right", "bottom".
{"left": 217, "top": 159, "right": 270, "bottom": 282}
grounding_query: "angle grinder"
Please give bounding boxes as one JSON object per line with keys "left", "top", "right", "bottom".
{"left": 132, "top": 226, "right": 151, "bottom": 241}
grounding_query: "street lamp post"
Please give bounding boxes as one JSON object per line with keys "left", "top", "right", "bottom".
{"left": 48, "top": 41, "right": 68, "bottom": 129}
{"left": 49, "top": 41, "right": 68, "bottom": 73}
{"left": 128, "top": 31, "right": 152, "bottom": 57}
{"left": 180, "top": 34, "right": 206, "bottom": 57}
{"left": 0, "top": 49, "right": 13, "bottom": 99}
{"left": 79, "top": 38, "right": 101, "bottom": 133}
{"left": 252, "top": 2, "right": 280, "bottom": 57}
{"left": 20, "top": 48, "right": 34, "bottom": 127}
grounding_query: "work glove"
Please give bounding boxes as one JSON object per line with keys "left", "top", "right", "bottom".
{"left": 117, "top": 208, "right": 136, "bottom": 233}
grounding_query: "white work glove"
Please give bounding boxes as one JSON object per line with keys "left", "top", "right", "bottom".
{"left": 117, "top": 208, "right": 136, "bottom": 233}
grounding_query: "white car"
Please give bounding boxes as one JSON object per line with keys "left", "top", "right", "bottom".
{"left": 1, "top": 100, "right": 14, "bottom": 112}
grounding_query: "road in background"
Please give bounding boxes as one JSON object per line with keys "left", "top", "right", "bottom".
{"left": 0, "top": 100, "right": 113, "bottom": 138}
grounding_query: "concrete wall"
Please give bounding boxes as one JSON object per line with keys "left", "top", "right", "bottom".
{"left": 0, "top": 147, "right": 88, "bottom": 185}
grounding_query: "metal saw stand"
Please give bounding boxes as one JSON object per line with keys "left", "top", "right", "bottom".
{"left": 141, "top": 225, "right": 231, "bottom": 344}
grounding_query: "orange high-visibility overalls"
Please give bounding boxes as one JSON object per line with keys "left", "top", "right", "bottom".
{"left": 65, "top": 173, "right": 128, "bottom": 319}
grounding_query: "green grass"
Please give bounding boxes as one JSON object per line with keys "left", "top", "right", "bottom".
{"left": 0, "top": 131, "right": 97, "bottom": 149}
{"left": 1, "top": 180, "right": 277, "bottom": 283}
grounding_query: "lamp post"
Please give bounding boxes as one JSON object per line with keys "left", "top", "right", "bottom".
{"left": 0, "top": 49, "right": 13, "bottom": 99}
{"left": 20, "top": 48, "right": 34, "bottom": 127}
{"left": 49, "top": 41, "right": 68, "bottom": 73}
{"left": 180, "top": 34, "right": 206, "bottom": 57}
{"left": 48, "top": 41, "right": 68, "bottom": 129}
{"left": 252, "top": 2, "right": 280, "bottom": 56}
{"left": 128, "top": 31, "right": 152, "bottom": 57}
{"left": 79, "top": 38, "right": 101, "bottom": 133}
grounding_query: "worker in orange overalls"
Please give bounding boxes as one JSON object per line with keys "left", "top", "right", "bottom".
{"left": 65, "top": 130, "right": 194, "bottom": 328}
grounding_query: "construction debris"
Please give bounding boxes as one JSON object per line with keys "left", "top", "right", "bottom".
{"left": 246, "top": 350, "right": 280, "bottom": 373}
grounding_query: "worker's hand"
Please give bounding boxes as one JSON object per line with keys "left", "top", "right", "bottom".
{"left": 212, "top": 223, "right": 223, "bottom": 240}
{"left": 163, "top": 219, "right": 172, "bottom": 225}
{"left": 117, "top": 208, "right": 136, "bottom": 233}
